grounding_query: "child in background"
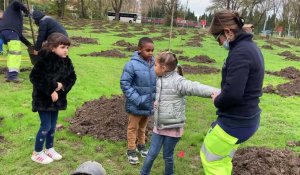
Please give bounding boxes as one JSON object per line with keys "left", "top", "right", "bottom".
{"left": 30, "top": 32, "right": 76, "bottom": 164}
{"left": 120, "top": 37, "right": 156, "bottom": 165}
{"left": 140, "top": 52, "right": 219, "bottom": 175}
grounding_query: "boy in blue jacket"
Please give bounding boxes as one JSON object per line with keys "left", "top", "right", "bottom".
{"left": 120, "top": 37, "right": 156, "bottom": 165}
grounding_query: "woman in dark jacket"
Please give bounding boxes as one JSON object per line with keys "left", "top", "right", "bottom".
{"left": 30, "top": 33, "right": 76, "bottom": 164}
{"left": 200, "top": 10, "right": 264, "bottom": 175}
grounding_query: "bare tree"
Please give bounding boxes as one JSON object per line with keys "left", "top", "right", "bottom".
{"left": 56, "top": 0, "right": 67, "bottom": 18}
{"left": 112, "top": 0, "right": 124, "bottom": 20}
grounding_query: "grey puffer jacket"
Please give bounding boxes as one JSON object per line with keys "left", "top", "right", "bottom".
{"left": 154, "top": 71, "right": 219, "bottom": 129}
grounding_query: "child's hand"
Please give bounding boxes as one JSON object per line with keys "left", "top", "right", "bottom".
{"left": 51, "top": 91, "right": 59, "bottom": 102}
{"left": 211, "top": 91, "right": 220, "bottom": 102}
{"left": 55, "top": 82, "right": 63, "bottom": 91}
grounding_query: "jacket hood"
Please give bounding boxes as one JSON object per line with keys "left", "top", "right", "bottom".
{"left": 131, "top": 51, "right": 155, "bottom": 67}
{"left": 32, "top": 10, "right": 45, "bottom": 25}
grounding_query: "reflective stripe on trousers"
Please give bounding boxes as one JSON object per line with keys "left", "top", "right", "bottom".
{"left": 7, "top": 40, "right": 21, "bottom": 71}
{"left": 200, "top": 124, "right": 239, "bottom": 175}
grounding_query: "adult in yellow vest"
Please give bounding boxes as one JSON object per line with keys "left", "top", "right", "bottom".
{"left": 200, "top": 10, "right": 264, "bottom": 175}
{"left": 0, "top": 0, "right": 32, "bottom": 83}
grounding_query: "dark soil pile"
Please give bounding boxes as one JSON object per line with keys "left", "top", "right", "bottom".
{"left": 233, "top": 147, "right": 300, "bottom": 175}
{"left": 152, "top": 36, "right": 166, "bottom": 41}
{"left": 68, "top": 96, "right": 153, "bottom": 141}
{"left": 135, "top": 31, "right": 150, "bottom": 35}
{"left": 90, "top": 29, "right": 109, "bottom": 33}
{"left": 276, "top": 79, "right": 300, "bottom": 96}
{"left": 116, "top": 33, "right": 136, "bottom": 38}
{"left": 186, "top": 39, "right": 202, "bottom": 47}
{"left": 179, "top": 55, "right": 216, "bottom": 64}
{"left": 80, "top": 49, "right": 126, "bottom": 58}
{"left": 264, "top": 67, "right": 300, "bottom": 96}
{"left": 263, "top": 80, "right": 300, "bottom": 96}
{"left": 113, "top": 40, "right": 133, "bottom": 47}
{"left": 177, "top": 29, "right": 187, "bottom": 35}
{"left": 287, "top": 140, "right": 300, "bottom": 147}
{"left": 271, "top": 40, "right": 291, "bottom": 48}
{"left": 182, "top": 65, "right": 220, "bottom": 74}
{"left": 278, "top": 51, "right": 300, "bottom": 61}
{"left": 0, "top": 67, "right": 32, "bottom": 74}
{"left": 124, "top": 46, "right": 138, "bottom": 52}
{"left": 70, "top": 36, "right": 98, "bottom": 44}
{"left": 262, "top": 45, "right": 273, "bottom": 50}
{"left": 266, "top": 67, "right": 300, "bottom": 80}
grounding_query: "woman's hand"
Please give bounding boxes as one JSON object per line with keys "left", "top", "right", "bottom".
{"left": 55, "top": 82, "right": 63, "bottom": 91}
{"left": 211, "top": 91, "right": 220, "bottom": 102}
{"left": 51, "top": 91, "right": 58, "bottom": 102}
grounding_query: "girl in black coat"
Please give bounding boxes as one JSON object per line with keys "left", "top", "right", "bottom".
{"left": 30, "top": 32, "right": 76, "bottom": 164}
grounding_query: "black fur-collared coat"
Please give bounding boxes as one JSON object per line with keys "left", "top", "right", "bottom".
{"left": 29, "top": 50, "right": 76, "bottom": 112}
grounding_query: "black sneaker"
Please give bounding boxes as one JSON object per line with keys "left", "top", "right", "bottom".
{"left": 137, "top": 144, "right": 148, "bottom": 157}
{"left": 127, "top": 149, "right": 139, "bottom": 165}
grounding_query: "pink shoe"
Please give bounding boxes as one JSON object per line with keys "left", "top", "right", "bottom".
{"left": 31, "top": 151, "right": 53, "bottom": 164}
{"left": 45, "top": 148, "right": 62, "bottom": 160}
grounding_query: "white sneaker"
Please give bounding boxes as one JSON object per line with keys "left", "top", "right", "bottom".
{"left": 31, "top": 151, "right": 53, "bottom": 164}
{"left": 45, "top": 148, "right": 62, "bottom": 160}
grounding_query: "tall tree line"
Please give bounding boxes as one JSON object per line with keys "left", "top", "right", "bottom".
{"left": 206, "top": 0, "right": 300, "bottom": 38}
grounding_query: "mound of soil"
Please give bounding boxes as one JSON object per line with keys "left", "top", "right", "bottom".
{"left": 90, "top": 29, "right": 109, "bottom": 33}
{"left": 262, "top": 45, "right": 274, "bottom": 50}
{"left": 113, "top": 40, "right": 133, "bottom": 47}
{"left": 287, "top": 140, "right": 300, "bottom": 147}
{"left": 276, "top": 79, "right": 300, "bottom": 96}
{"left": 278, "top": 51, "right": 300, "bottom": 61}
{"left": 263, "top": 80, "right": 300, "bottom": 96}
{"left": 80, "top": 49, "right": 126, "bottom": 58}
{"left": 152, "top": 36, "right": 166, "bottom": 41}
{"left": 179, "top": 55, "right": 216, "bottom": 64}
{"left": 182, "top": 65, "right": 220, "bottom": 74}
{"left": 134, "top": 31, "right": 150, "bottom": 35}
{"left": 278, "top": 51, "right": 294, "bottom": 57}
{"left": 186, "top": 40, "right": 202, "bottom": 47}
{"left": 70, "top": 36, "right": 98, "bottom": 44}
{"left": 0, "top": 67, "right": 32, "bottom": 74}
{"left": 162, "top": 33, "right": 177, "bottom": 38}
{"left": 124, "top": 45, "right": 138, "bottom": 52}
{"left": 68, "top": 96, "right": 153, "bottom": 141}
{"left": 266, "top": 67, "right": 300, "bottom": 80}
{"left": 233, "top": 147, "right": 300, "bottom": 175}
{"left": 271, "top": 41, "right": 291, "bottom": 48}
{"left": 177, "top": 29, "right": 187, "bottom": 35}
{"left": 116, "top": 33, "right": 135, "bottom": 38}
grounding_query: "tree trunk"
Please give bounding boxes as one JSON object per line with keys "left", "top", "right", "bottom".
{"left": 112, "top": 0, "right": 123, "bottom": 21}
{"left": 57, "top": 0, "right": 66, "bottom": 18}
{"left": 80, "top": 0, "right": 87, "bottom": 18}
{"left": 227, "top": 0, "right": 230, "bottom": 9}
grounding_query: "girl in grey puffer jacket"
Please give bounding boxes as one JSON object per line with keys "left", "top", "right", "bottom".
{"left": 141, "top": 52, "right": 219, "bottom": 175}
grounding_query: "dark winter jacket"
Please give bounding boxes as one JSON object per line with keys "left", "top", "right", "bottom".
{"left": 30, "top": 50, "right": 76, "bottom": 112}
{"left": 0, "top": 0, "right": 31, "bottom": 46}
{"left": 32, "top": 10, "right": 68, "bottom": 51}
{"left": 120, "top": 51, "right": 156, "bottom": 116}
{"left": 215, "top": 33, "right": 264, "bottom": 127}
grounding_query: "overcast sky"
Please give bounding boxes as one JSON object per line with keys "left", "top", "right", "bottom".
{"left": 181, "top": 0, "right": 212, "bottom": 17}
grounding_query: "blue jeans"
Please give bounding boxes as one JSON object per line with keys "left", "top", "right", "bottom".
{"left": 141, "top": 133, "right": 180, "bottom": 175}
{"left": 34, "top": 111, "right": 58, "bottom": 152}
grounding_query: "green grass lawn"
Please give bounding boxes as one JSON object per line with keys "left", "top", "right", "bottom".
{"left": 0, "top": 20, "right": 300, "bottom": 175}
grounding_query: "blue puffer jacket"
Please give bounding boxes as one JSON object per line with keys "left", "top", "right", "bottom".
{"left": 120, "top": 51, "right": 156, "bottom": 116}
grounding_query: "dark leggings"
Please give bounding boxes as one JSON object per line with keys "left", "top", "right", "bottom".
{"left": 34, "top": 111, "right": 58, "bottom": 152}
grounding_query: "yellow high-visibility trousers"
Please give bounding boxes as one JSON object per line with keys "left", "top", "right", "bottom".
{"left": 7, "top": 40, "right": 22, "bottom": 72}
{"left": 200, "top": 124, "right": 239, "bottom": 175}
